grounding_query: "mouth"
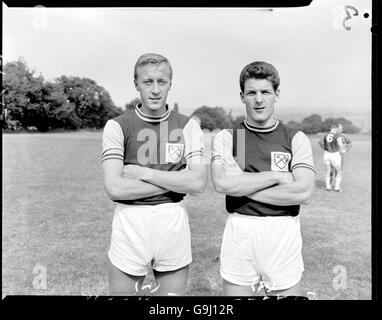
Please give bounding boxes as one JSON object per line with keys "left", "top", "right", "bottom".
{"left": 149, "top": 97, "right": 161, "bottom": 102}
{"left": 253, "top": 106, "right": 265, "bottom": 112}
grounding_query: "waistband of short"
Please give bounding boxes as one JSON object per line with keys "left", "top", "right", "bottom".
{"left": 116, "top": 201, "right": 186, "bottom": 211}
{"left": 230, "top": 212, "right": 298, "bottom": 221}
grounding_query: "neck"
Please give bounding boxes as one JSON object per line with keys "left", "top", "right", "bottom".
{"left": 246, "top": 115, "right": 277, "bottom": 128}
{"left": 140, "top": 104, "right": 167, "bottom": 117}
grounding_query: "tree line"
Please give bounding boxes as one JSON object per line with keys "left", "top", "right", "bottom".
{"left": 2, "top": 58, "right": 123, "bottom": 131}
{"left": 190, "top": 106, "right": 360, "bottom": 134}
{"left": 2, "top": 58, "right": 360, "bottom": 135}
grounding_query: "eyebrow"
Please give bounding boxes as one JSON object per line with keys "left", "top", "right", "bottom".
{"left": 246, "top": 88, "right": 272, "bottom": 92}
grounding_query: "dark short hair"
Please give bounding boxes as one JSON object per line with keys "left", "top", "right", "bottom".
{"left": 239, "top": 61, "right": 280, "bottom": 92}
{"left": 134, "top": 53, "right": 173, "bottom": 80}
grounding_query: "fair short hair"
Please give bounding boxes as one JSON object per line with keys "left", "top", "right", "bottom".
{"left": 134, "top": 53, "right": 173, "bottom": 80}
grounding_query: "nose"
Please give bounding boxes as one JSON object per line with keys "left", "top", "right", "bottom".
{"left": 152, "top": 82, "right": 160, "bottom": 95}
{"left": 255, "top": 92, "right": 263, "bottom": 103}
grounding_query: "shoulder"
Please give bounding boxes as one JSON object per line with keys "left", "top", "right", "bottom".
{"left": 279, "top": 122, "right": 299, "bottom": 136}
{"left": 176, "top": 112, "right": 191, "bottom": 123}
{"left": 168, "top": 111, "right": 189, "bottom": 123}
{"left": 275, "top": 122, "right": 304, "bottom": 142}
{"left": 103, "top": 112, "right": 137, "bottom": 142}
{"left": 282, "top": 125, "right": 311, "bottom": 148}
{"left": 213, "top": 129, "right": 233, "bottom": 150}
{"left": 113, "top": 110, "right": 135, "bottom": 120}
{"left": 111, "top": 110, "right": 136, "bottom": 127}
{"left": 215, "top": 128, "right": 232, "bottom": 139}
{"left": 181, "top": 114, "right": 203, "bottom": 132}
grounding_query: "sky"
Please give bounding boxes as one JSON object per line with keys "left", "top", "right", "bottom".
{"left": 3, "top": 0, "right": 372, "bottom": 116}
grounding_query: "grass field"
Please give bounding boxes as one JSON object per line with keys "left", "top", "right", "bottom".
{"left": 2, "top": 131, "right": 371, "bottom": 299}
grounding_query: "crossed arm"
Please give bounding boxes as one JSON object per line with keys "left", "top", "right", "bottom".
{"left": 103, "top": 159, "right": 207, "bottom": 201}
{"left": 122, "top": 163, "right": 207, "bottom": 194}
{"left": 246, "top": 167, "right": 315, "bottom": 206}
{"left": 211, "top": 163, "right": 315, "bottom": 206}
{"left": 103, "top": 159, "right": 168, "bottom": 201}
{"left": 211, "top": 163, "right": 294, "bottom": 197}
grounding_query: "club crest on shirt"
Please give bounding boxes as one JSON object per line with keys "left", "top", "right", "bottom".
{"left": 271, "top": 152, "right": 291, "bottom": 172}
{"left": 166, "top": 143, "right": 184, "bottom": 163}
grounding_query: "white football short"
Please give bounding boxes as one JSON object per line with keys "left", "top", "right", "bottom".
{"left": 220, "top": 213, "right": 304, "bottom": 292}
{"left": 108, "top": 202, "right": 192, "bottom": 276}
{"left": 323, "top": 150, "right": 341, "bottom": 167}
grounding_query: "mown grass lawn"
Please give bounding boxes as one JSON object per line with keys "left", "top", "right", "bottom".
{"left": 2, "top": 132, "right": 371, "bottom": 299}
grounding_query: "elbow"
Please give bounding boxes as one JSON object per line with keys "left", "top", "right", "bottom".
{"left": 105, "top": 184, "right": 121, "bottom": 201}
{"left": 300, "top": 194, "right": 311, "bottom": 205}
{"left": 192, "top": 176, "right": 207, "bottom": 193}
{"left": 299, "top": 187, "right": 314, "bottom": 204}
{"left": 212, "top": 178, "right": 226, "bottom": 194}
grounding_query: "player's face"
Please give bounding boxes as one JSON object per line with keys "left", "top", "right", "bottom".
{"left": 134, "top": 62, "right": 172, "bottom": 115}
{"left": 240, "top": 78, "right": 279, "bottom": 127}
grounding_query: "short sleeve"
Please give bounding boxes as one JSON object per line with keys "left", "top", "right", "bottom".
{"left": 182, "top": 118, "right": 205, "bottom": 165}
{"left": 212, "top": 129, "right": 242, "bottom": 174}
{"left": 101, "top": 119, "right": 124, "bottom": 162}
{"left": 290, "top": 131, "right": 316, "bottom": 174}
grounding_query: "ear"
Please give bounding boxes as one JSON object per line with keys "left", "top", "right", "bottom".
{"left": 274, "top": 88, "right": 280, "bottom": 102}
{"left": 240, "top": 91, "right": 245, "bottom": 103}
{"left": 134, "top": 79, "right": 139, "bottom": 91}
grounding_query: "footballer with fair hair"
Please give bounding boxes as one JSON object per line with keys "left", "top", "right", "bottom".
{"left": 211, "top": 61, "right": 316, "bottom": 297}
{"left": 102, "top": 53, "right": 206, "bottom": 295}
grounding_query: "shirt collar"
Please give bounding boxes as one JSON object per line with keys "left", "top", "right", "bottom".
{"left": 135, "top": 103, "right": 171, "bottom": 123}
{"left": 244, "top": 116, "right": 279, "bottom": 133}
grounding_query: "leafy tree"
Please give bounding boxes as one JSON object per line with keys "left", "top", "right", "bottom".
{"left": 3, "top": 58, "right": 46, "bottom": 130}
{"left": 300, "top": 114, "right": 323, "bottom": 134}
{"left": 2, "top": 59, "right": 79, "bottom": 131}
{"left": 322, "top": 117, "right": 360, "bottom": 134}
{"left": 286, "top": 120, "right": 301, "bottom": 130}
{"left": 224, "top": 109, "right": 234, "bottom": 128}
{"left": 40, "top": 82, "right": 82, "bottom": 130}
{"left": 232, "top": 115, "right": 246, "bottom": 128}
{"left": 56, "top": 75, "right": 122, "bottom": 128}
{"left": 191, "top": 106, "right": 231, "bottom": 130}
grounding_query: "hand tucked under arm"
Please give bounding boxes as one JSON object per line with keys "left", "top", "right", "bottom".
{"left": 246, "top": 167, "right": 315, "bottom": 206}
{"left": 123, "top": 163, "right": 207, "bottom": 194}
{"left": 103, "top": 159, "right": 169, "bottom": 201}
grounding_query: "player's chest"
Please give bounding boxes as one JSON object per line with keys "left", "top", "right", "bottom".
{"left": 239, "top": 136, "right": 293, "bottom": 172}
{"left": 125, "top": 123, "right": 186, "bottom": 165}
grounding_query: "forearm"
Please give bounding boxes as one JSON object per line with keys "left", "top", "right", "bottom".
{"left": 106, "top": 176, "right": 168, "bottom": 201}
{"left": 141, "top": 166, "right": 206, "bottom": 194}
{"left": 247, "top": 182, "right": 311, "bottom": 206}
{"left": 213, "top": 171, "right": 281, "bottom": 197}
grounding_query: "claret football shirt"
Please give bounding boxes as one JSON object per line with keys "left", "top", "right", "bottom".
{"left": 102, "top": 104, "right": 205, "bottom": 205}
{"left": 212, "top": 118, "right": 315, "bottom": 217}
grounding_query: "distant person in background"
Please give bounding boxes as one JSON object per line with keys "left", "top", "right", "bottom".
{"left": 319, "top": 123, "right": 347, "bottom": 192}
{"left": 337, "top": 123, "right": 352, "bottom": 168}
